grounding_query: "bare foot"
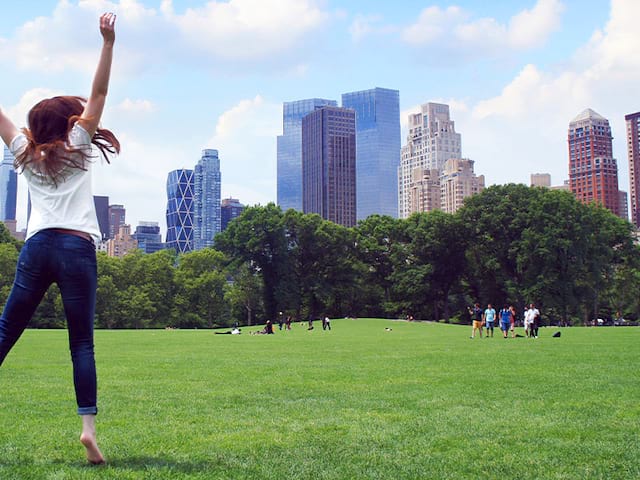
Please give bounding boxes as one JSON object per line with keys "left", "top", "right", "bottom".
{"left": 80, "top": 432, "right": 105, "bottom": 465}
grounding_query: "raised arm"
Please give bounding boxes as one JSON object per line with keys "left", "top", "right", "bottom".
{"left": 79, "top": 13, "right": 116, "bottom": 138}
{"left": 0, "top": 109, "right": 19, "bottom": 148}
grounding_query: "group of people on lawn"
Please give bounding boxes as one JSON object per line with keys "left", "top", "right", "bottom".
{"left": 468, "top": 302, "right": 541, "bottom": 339}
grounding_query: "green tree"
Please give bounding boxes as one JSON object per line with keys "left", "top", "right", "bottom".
{"left": 130, "top": 249, "right": 177, "bottom": 327}
{"left": 458, "top": 184, "right": 545, "bottom": 309}
{"left": 0, "top": 243, "right": 18, "bottom": 307}
{"left": 173, "top": 248, "right": 227, "bottom": 328}
{"left": 215, "top": 204, "right": 289, "bottom": 322}
{"left": 224, "top": 263, "right": 263, "bottom": 326}
{"left": 96, "top": 252, "right": 124, "bottom": 328}
{"left": 0, "top": 222, "right": 19, "bottom": 249}
{"left": 391, "top": 211, "right": 467, "bottom": 321}
{"left": 355, "top": 215, "right": 405, "bottom": 316}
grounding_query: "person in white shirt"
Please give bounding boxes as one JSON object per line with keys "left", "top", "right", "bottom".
{"left": 0, "top": 13, "right": 119, "bottom": 465}
{"left": 524, "top": 303, "right": 540, "bottom": 338}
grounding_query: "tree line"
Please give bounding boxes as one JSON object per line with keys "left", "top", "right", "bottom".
{"left": 1, "top": 184, "right": 638, "bottom": 328}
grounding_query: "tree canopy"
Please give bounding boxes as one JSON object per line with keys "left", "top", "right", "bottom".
{"left": 1, "top": 186, "right": 638, "bottom": 329}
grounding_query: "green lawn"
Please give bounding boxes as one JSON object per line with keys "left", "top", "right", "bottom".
{"left": 0, "top": 320, "right": 638, "bottom": 479}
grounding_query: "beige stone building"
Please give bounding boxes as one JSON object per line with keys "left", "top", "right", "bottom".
{"left": 440, "top": 158, "right": 485, "bottom": 214}
{"left": 530, "top": 173, "right": 551, "bottom": 187}
{"left": 106, "top": 224, "right": 138, "bottom": 257}
{"left": 408, "top": 167, "right": 441, "bottom": 215}
{"left": 398, "top": 103, "right": 461, "bottom": 218}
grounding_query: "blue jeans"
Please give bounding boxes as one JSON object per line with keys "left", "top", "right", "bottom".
{"left": 0, "top": 230, "right": 98, "bottom": 415}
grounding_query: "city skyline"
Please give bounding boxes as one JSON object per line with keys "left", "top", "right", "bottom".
{"left": 0, "top": 1, "right": 636, "bottom": 234}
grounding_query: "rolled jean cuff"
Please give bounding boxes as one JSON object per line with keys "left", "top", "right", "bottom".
{"left": 78, "top": 406, "right": 98, "bottom": 415}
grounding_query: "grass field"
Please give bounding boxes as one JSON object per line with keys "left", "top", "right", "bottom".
{"left": 0, "top": 319, "right": 638, "bottom": 479}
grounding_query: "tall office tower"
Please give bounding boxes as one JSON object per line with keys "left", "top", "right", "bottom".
{"left": 626, "top": 111, "right": 640, "bottom": 226}
{"left": 93, "top": 195, "right": 109, "bottom": 241}
{"left": 531, "top": 173, "right": 552, "bottom": 187}
{"left": 408, "top": 167, "right": 441, "bottom": 214}
{"left": 568, "top": 109, "right": 620, "bottom": 216}
{"left": 302, "top": 106, "right": 357, "bottom": 227}
{"left": 108, "top": 204, "right": 126, "bottom": 239}
{"left": 398, "top": 103, "right": 462, "bottom": 218}
{"left": 193, "top": 149, "right": 221, "bottom": 250}
{"left": 277, "top": 98, "right": 337, "bottom": 212}
{"left": 440, "top": 158, "right": 485, "bottom": 214}
{"left": 221, "top": 197, "right": 245, "bottom": 231}
{"left": 166, "top": 168, "right": 195, "bottom": 253}
{"left": 342, "top": 87, "right": 401, "bottom": 220}
{"left": 133, "top": 221, "right": 164, "bottom": 254}
{"left": 1, "top": 146, "right": 17, "bottom": 222}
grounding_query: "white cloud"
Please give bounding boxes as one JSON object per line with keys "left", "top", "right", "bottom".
{"left": 0, "top": 0, "right": 330, "bottom": 76}
{"left": 163, "top": 0, "right": 329, "bottom": 61}
{"left": 209, "top": 95, "right": 281, "bottom": 206}
{"left": 401, "top": 0, "right": 564, "bottom": 57}
{"left": 508, "top": 0, "right": 564, "bottom": 49}
{"left": 113, "top": 98, "right": 157, "bottom": 114}
{"left": 349, "top": 14, "right": 397, "bottom": 42}
{"left": 454, "top": 0, "right": 640, "bottom": 192}
{"left": 92, "top": 131, "right": 185, "bottom": 235}
{"left": 6, "top": 88, "right": 62, "bottom": 126}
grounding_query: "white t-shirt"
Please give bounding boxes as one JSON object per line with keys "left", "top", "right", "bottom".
{"left": 10, "top": 123, "right": 101, "bottom": 244}
{"left": 524, "top": 308, "right": 540, "bottom": 324}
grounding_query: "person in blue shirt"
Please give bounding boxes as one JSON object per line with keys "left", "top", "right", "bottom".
{"left": 499, "top": 305, "right": 513, "bottom": 338}
{"left": 483, "top": 304, "right": 496, "bottom": 337}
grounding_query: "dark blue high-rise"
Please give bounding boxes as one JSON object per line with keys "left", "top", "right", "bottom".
{"left": 341, "top": 88, "right": 400, "bottom": 220}
{"left": 277, "top": 98, "right": 337, "bottom": 212}
{"left": 166, "top": 169, "right": 194, "bottom": 253}
{"left": 1, "top": 146, "right": 17, "bottom": 222}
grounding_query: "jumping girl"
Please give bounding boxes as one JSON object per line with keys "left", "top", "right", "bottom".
{"left": 0, "top": 13, "right": 119, "bottom": 464}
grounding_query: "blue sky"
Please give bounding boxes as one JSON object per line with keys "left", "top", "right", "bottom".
{"left": 1, "top": 0, "right": 636, "bottom": 233}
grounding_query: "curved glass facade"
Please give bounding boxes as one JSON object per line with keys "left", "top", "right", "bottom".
{"left": 166, "top": 169, "right": 194, "bottom": 253}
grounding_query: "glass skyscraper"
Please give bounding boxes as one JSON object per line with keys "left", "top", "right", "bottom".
{"left": 1, "top": 145, "right": 17, "bottom": 222}
{"left": 302, "top": 106, "right": 357, "bottom": 227}
{"left": 277, "top": 98, "right": 337, "bottom": 212}
{"left": 166, "top": 168, "right": 195, "bottom": 253}
{"left": 93, "top": 195, "right": 109, "bottom": 241}
{"left": 342, "top": 88, "right": 400, "bottom": 220}
{"left": 133, "top": 221, "right": 164, "bottom": 254}
{"left": 193, "top": 149, "right": 221, "bottom": 250}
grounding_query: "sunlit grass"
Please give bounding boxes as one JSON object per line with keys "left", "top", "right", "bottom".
{"left": 0, "top": 320, "right": 637, "bottom": 479}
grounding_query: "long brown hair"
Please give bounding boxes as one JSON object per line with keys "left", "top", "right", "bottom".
{"left": 15, "top": 95, "right": 120, "bottom": 185}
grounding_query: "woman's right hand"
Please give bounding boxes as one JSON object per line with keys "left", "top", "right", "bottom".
{"left": 100, "top": 12, "right": 116, "bottom": 46}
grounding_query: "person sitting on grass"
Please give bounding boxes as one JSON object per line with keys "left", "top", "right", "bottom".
{"left": 0, "top": 13, "right": 119, "bottom": 465}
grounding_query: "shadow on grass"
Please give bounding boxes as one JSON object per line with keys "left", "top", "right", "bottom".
{"left": 103, "top": 455, "right": 229, "bottom": 473}
{"left": 0, "top": 455, "right": 237, "bottom": 475}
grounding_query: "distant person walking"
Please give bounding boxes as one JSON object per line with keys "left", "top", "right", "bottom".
{"left": 468, "top": 303, "right": 483, "bottom": 339}
{"left": 483, "top": 303, "right": 496, "bottom": 338}
{"left": 0, "top": 13, "right": 119, "bottom": 465}
{"left": 509, "top": 305, "right": 517, "bottom": 338}
{"left": 499, "top": 305, "right": 513, "bottom": 338}
{"left": 524, "top": 303, "right": 540, "bottom": 338}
